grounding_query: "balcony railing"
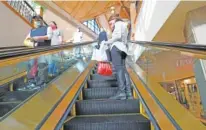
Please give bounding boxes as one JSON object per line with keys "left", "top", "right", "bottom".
{"left": 6, "top": 0, "right": 47, "bottom": 25}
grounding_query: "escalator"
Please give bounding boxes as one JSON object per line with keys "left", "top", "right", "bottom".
{"left": 1, "top": 41, "right": 206, "bottom": 130}
{"left": 63, "top": 65, "right": 150, "bottom": 130}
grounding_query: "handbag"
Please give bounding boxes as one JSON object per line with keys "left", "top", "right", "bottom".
{"left": 97, "top": 62, "right": 112, "bottom": 76}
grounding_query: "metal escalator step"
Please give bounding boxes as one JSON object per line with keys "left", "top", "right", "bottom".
{"left": 76, "top": 99, "right": 140, "bottom": 115}
{"left": 64, "top": 114, "right": 150, "bottom": 130}
{"left": 90, "top": 74, "right": 116, "bottom": 81}
{"left": 87, "top": 80, "right": 118, "bottom": 88}
{"left": 0, "top": 103, "right": 19, "bottom": 117}
{"left": 83, "top": 87, "right": 118, "bottom": 99}
{"left": 0, "top": 91, "right": 36, "bottom": 102}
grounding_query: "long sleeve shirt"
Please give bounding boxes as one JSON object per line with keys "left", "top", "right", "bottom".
{"left": 105, "top": 21, "right": 129, "bottom": 54}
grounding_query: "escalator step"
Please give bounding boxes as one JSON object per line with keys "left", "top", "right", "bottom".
{"left": 64, "top": 114, "right": 150, "bottom": 130}
{"left": 83, "top": 87, "right": 118, "bottom": 99}
{"left": 0, "top": 103, "right": 19, "bottom": 117}
{"left": 76, "top": 99, "right": 140, "bottom": 115}
{"left": 87, "top": 80, "right": 118, "bottom": 88}
{"left": 0, "top": 91, "right": 36, "bottom": 102}
{"left": 90, "top": 74, "right": 116, "bottom": 81}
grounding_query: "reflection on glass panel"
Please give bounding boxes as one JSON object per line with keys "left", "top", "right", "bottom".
{"left": 136, "top": 44, "right": 206, "bottom": 123}
{"left": 0, "top": 44, "right": 93, "bottom": 118}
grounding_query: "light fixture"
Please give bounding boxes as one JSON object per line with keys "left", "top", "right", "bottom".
{"left": 184, "top": 79, "right": 190, "bottom": 84}
{"left": 110, "top": 6, "right": 115, "bottom": 10}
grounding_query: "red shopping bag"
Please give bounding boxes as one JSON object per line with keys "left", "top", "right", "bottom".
{"left": 97, "top": 62, "right": 112, "bottom": 76}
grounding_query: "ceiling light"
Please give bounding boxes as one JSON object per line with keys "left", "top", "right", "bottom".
{"left": 111, "top": 6, "right": 115, "bottom": 10}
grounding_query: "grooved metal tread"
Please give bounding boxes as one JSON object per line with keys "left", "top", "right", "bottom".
{"left": 0, "top": 103, "right": 19, "bottom": 117}
{"left": 0, "top": 91, "right": 36, "bottom": 102}
{"left": 90, "top": 74, "right": 116, "bottom": 81}
{"left": 64, "top": 114, "right": 150, "bottom": 130}
{"left": 83, "top": 87, "right": 118, "bottom": 99}
{"left": 76, "top": 99, "right": 140, "bottom": 115}
{"left": 87, "top": 80, "right": 118, "bottom": 88}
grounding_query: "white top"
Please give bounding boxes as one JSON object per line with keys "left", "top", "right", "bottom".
{"left": 51, "top": 29, "right": 62, "bottom": 46}
{"left": 105, "top": 21, "right": 129, "bottom": 54}
{"left": 73, "top": 31, "right": 83, "bottom": 43}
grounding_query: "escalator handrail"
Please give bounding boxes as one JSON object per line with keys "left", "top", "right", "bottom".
{"left": 127, "top": 60, "right": 206, "bottom": 130}
{"left": 0, "top": 46, "right": 26, "bottom": 50}
{"left": 0, "top": 41, "right": 96, "bottom": 60}
{"left": 130, "top": 40, "right": 206, "bottom": 54}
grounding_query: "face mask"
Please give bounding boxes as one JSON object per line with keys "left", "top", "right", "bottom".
{"left": 34, "top": 21, "right": 41, "bottom": 28}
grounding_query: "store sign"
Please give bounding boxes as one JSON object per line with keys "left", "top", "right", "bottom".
{"left": 176, "top": 57, "right": 194, "bottom": 68}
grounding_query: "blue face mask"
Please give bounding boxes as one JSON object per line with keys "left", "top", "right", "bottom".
{"left": 34, "top": 21, "right": 41, "bottom": 28}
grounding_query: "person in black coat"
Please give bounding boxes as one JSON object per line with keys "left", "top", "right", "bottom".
{"left": 95, "top": 28, "right": 108, "bottom": 49}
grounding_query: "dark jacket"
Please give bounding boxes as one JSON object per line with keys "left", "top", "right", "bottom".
{"left": 98, "top": 31, "right": 108, "bottom": 44}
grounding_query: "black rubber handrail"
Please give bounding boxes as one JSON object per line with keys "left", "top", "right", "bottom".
{"left": 0, "top": 46, "right": 26, "bottom": 50}
{"left": 0, "top": 41, "right": 96, "bottom": 60}
{"left": 130, "top": 40, "right": 206, "bottom": 53}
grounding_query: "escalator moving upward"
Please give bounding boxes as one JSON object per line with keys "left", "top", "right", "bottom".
{"left": 64, "top": 65, "right": 151, "bottom": 130}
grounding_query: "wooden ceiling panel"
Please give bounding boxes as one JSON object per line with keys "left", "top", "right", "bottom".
{"left": 55, "top": 1, "right": 78, "bottom": 13}
{"left": 76, "top": 2, "right": 95, "bottom": 19}
{"left": 53, "top": 1, "right": 131, "bottom": 21}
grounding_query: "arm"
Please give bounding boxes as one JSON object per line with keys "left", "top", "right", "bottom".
{"left": 105, "top": 22, "right": 121, "bottom": 45}
{"left": 24, "top": 33, "right": 32, "bottom": 45}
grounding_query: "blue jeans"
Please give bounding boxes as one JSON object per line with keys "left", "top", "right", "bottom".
{"left": 111, "top": 46, "right": 127, "bottom": 93}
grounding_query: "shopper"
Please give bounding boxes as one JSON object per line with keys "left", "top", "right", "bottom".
{"left": 72, "top": 27, "right": 83, "bottom": 58}
{"left": 49, "top": 21, "right": 63, "bottom": 46}
{"left": 104, "top": 14, "right": 132, "bottom": 100}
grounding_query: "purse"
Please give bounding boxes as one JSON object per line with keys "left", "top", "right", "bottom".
{"left": 97, "top": 62, "right": 112, "bottom": 76}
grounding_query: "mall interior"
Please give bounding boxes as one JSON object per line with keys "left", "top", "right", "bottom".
{"left": 1, "top": 1, "right": 206, "bottom": 130}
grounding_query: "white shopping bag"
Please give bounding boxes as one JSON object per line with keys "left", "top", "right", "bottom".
{"left": 91, "top": 42, "right": 108, "bottom": 61}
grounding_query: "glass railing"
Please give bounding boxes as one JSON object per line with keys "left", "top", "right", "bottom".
{"left": 128, "top": 41, "right": 206, "bottom": 129}
{"left": 0, "top": 42, "right": 94, "bottom": 120}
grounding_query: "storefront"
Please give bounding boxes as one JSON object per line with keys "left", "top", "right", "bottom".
{"left": 160, "top": 77, "right": 204, "bottom": 119}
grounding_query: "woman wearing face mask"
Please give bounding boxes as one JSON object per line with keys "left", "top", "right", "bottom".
{"left": 49, "top": 21, "right": 63, "bottom": 46}
{"left": 104, "top": 14, "right": 132, "bottom": 100}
